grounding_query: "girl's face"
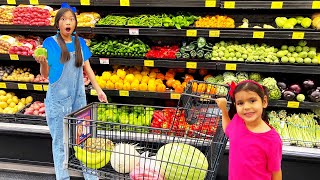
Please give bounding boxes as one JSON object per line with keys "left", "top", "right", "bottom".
{"left": 58, "top": 10, "right": 76, "bottom": 37}
{"left": 234, "top": 90, "right": 268, "bottom": 124}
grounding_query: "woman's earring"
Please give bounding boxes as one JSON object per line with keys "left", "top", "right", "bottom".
{"left": 57, "top": 29, "right": 60, "bottom": 34}
{"left": 73, "top": 31, "right": 76, "bottom": 35}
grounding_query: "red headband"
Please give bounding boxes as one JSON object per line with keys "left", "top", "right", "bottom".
{"left": 228, "top": 80, "right": 264, "bottom": 99}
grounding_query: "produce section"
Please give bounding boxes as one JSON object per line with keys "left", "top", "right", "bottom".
{"left": 0, "top": 0, "right": 319, "bottom": 179}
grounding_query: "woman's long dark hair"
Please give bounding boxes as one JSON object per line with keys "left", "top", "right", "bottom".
{"left": 53, "top": 8, "right": 83, "bottom": 67}
{"left": 228, "top": 81, "right": 270, "bottom": 123}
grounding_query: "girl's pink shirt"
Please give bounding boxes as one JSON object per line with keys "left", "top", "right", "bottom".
{"left": 226, "top": 114, "right": 282, "bottom": 180}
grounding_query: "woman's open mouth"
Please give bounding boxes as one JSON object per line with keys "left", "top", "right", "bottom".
{"left": 66, "top": 28, "right": 71, "bottom": 33}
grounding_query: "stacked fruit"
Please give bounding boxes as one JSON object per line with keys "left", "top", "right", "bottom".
{"left": 275, "top": 16, "right": 312, "bottom": 29}
{"left": 195, "top": 15, "right": 235, "bottom": 28}
{"left": 0, "top": 35, "right": 16, "bottom": 54}
{"left": 8, "top": 35, "right": 41, "bottom": 56}
{"left": 77, "top": 12, "right": 101, "bottom": 27}
{"left": 23, "top": 101, "right": 45, "bottom": 116}
{"left": 96, "top": 66, "right": 167, "bottom": 93}
{"left": 0, "top": 5, "right": 15, "bottom": 25}
{"left": 33, "top": 74, "right": 49, "bottom": 83}
{"left": 0, "top": 90, "right": 33, "bottom": 114}
{"left": 13, "top": 5, "right": 52, "bottom": 26}
{"left": 3, "top": 67, "right": 35, "bottom": 82}
{"left": 0, "top": 66, "right": 14, "bottom": 80}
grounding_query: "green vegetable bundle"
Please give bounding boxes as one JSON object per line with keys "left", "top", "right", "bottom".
{"left": 90, "top": 37, "right": 150, "bottom": 58}
{"left": 176, "top": 37, "right": 212, "bottom": 60}
{"left": 97, "top": 15, "right": 128, "bottom": 26}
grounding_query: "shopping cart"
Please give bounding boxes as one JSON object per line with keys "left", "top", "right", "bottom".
{"left": 63, "top": 80, "right": 230, "bottom": 180}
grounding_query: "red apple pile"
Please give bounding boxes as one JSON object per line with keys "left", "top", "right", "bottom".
{"left": 13, "top": 5, "right": 51, "bottom": 26}
{"left": 24, "top": 101, "right": 45, "bottom": 116}
{"left": 33, "top": 74, "right": 49, "bottom": 83}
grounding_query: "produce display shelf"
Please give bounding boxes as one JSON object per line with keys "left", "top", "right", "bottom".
{"left": 0, "top": 81, "right": 48, "bottom": 92}
{"left": 220, "top": 1, "right": 320, "bottom": 9}
{"left": 0, "top": 54, "right": 34, "bottom": 61}
{"left": 0, "top": 122, "right": 319, "bottom": 159}
{"left": 89, "top": 57, "right": 217, "bottom": 69}
{"left": 216, "top": 62, "right": 320, "bottom": 75}
{"left": 0, "top": 0, "right": 93, "bottom": 6}
{"left": 88, "top": 88, "right": 320, "bottom": 109}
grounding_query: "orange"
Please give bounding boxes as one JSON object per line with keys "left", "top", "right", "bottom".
{"left": 110, "top": 75, "right": 120, "bottom": 84}
{"left": 139, "top": 83, "right": 148, "bottom": 91}
{"left": 207, "top": 84, "right": 216, "bottom": 94}
{"left": 134, "top": 74, "right": 143, "bottom": 82}
{"left": 151, "top": 68, "right": 160, "bottom": 73}
{"left": 156, "top": 73, "right": 165, "bottom": 80}
{"left": 148, "top": 83, "right": 156, "bottom": 92}
{"left": 182, "top": 82, "right": 187, "bottom": 88}
{"left": 106, "top": 81, "right": 115, "bottom": 90}
{"left": 101, "top": 71, "right": 111, "bottom": 81}
{"left": 123, "top": 82, "right": 131, "bottom": 91}
{"left": 133, "top": 70, "right": 141, "bottom": 75}
{"left": 116, "top": 69, "right": 126, "bottom": 80}
{"left": 131, "top": 82, "right": 139, "bottom": 91}
{"left": 148, "top": 78, "right": 156, "bottom": 85}
{"left": 174, "top": 85, "right": 184, "bottom": 93}
{"left": 141, "top": 71, "right": 149, "bottom": 76}
{"left": 124, "top": 74, "right": 135, "bottom": 83}
{"left": 156, "top": 84, "right": 166, "bottom": 92}
{"left": 184, "top": 74, "right": 194, "bottom": 83}
{"left": 172, "top": 80, "right": 181, "bottom": 89}
{"left": 165, "top": 72, "right": 175, "bottom": 81}
{"left": 155, "top": 79, "right": 163, "bottom": 85}
{"left": 166, "top": 78, "right": 175, "bottom": 88}
{"left": 141, "top": 76, "right": 150, "bottom": 84}
{"left": 115, "top": 82, "right": 123, "bottom": 90}
{"left": 197, "top": 83, "right": 207, "bottom": 93}
{"left": 149, "top": 72, "right": 157, "bottom": 79}
{"left": 192, "top": 82, "right": 198, "bottom": 92}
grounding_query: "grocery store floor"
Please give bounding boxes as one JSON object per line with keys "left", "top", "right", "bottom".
{"left": 0, "top": 171, "right": 56, "bottom": 180}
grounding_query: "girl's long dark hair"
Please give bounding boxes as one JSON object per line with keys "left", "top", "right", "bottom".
{"left": 54, "top": 8, "right": 83, "bottom": 67}
{"left": 228, "top": 81, "right": 270, "bottom": 123}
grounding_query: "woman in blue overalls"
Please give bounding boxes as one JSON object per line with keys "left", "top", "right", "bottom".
{"left": 34, "top": 5, "right": 107, "bottom": 180}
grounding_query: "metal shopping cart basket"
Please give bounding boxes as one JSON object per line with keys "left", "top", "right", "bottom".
{"left": 63, "top": 80, "right": 230, "bottom": 180}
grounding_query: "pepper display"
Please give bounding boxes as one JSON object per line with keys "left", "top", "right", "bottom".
{"left": 90, "top": 37, "right": 150, "bottom": 58}
{"left": 145, "top": 45, "right": 179, "bottom": 59}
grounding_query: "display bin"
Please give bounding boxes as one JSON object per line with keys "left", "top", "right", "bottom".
{"left": 63, "top": 81, "right": 230, "bottom": 180}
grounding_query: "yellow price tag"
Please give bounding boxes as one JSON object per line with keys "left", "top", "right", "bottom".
{"left": 29, "top": 0, "right": 39, "bottom": 5}
{"left": 287, "top": 101, "right": 300, "bottom": 108}
{"left": 90, "top": 89, "right": 97, "bottom": 96}
{"left": 0, "top": 83, "right": 6, "bottom": 89}
{"left": 43, "top": 85, "right": 48, "bottom": 91}
{"left": 186, "top": 30, "right": 197, "bottom": 37}
{"left": 292, "top": 32, "right": 305, "bottom": 39}
{"left": 186, "top": 62, "right": 197, "bottom": 69}
{"left": 312, "top": 1, "right": 320, "bottom": 9}
{"left": 271, "top": 1, "right": 283, "bottom": 9}
{"left": 120, "top": 0, "right": 130, "bottom": 6}
{"left": 9, "top": 54, "right": 19, "bottom": 60}
{"left": 119, "top": 90, "right": 129, "bottom": 96}
{"left": 18, "top": 84, "right": 27, "bottom": 90}
{"left": 7, "top": 0, "right": 16, "bottom": 4}
{"left": 144, "top": 60, "right": 154, "bottom": 67}
{"left": 225, "top": 63, "right": 237, "bottom": 71}
{"left": 205, "top": 0, "right": 216, "bottom": 7}
{"left": 253, "top": 31, "right": 265, "bottom": 38}
{"left": 224, "top": 1, "right": 235, "bottom": 8}
{"left": 170, "top": 93, "right": 181, "bottom": 100}
{"left": 209, "top": 30, "right": 220, "bottom": 37}
{"left": 80, "top": 0, "right": 90, "bottom": 5}
{"left": 33, "top": 84, "right": 43, "bottom": 91}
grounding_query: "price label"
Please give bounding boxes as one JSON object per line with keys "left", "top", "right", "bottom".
{"left": 209, "top": 30, "right": 220, "bottom": 37}
{"left": 90, "top": 89, "right": 97, "bottom": 96}
{"left": 80, "top": 0, "right": 90, "bottom": 5}
{"left": 43, "top": 85, "right": 48, "bottom": 91}
{"left": 18, "top": 84, "right": 27, "bottom": 90}
{"left": 225, "top": 63, "right": 237, "bottom": 70}
{"left": 7, "top": 0, "right": 16, "bottom": 4}
{"left": 312, "top": 1, "right": 320, "bottom": 9}
{"left": 29, "top": 0, "right": 39, "bottom": 5}
{"left": 129, "top": 28, "right": 139, "bottom": 35}
{"left": 33, "top": 84, "right": 43, "bottom": 91}
{"left": 271, "top": 1, "right": 283, "bottom": 9}
{"left": 186, "top": 30, "right": 197, "bottom": 37}
{"left": 292, "top": 32, "right": 305, "bottom": 39}
{"left": 287, "top": 101, "right": 300, "bottom": 108}
{"left": 0, "top": 83, "right": 6, "bottom": 89}
{"left": 99, "top": 58, "right": 109, "bottom": 64}
{"left": 186, "top": 62, "right": 197, "bottom": 69}
{"left": 119, "top": 90, "right": 129, "bottom": 96}
{"left": 144, "top": 60, "right": 154, "bottom": 67}
{"left": 205, "top": 0, "right": 216, "bottom": 7}
{"left": 253, "top": 31, "right": 265, "bottom": 38}
{"left": 224, "top": 1, "right": 235, "bottom": 8}
{"left": 170, "top": 93, "right": 181, "bottom": 100}
{"left": 9, "top": 54, "right": 19, "bottom": 60}
{"left": 120, "top": 0, "right": 130, "bottom": 6}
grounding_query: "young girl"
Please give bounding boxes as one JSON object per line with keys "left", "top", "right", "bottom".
{"left": 215, "top": 80, "right": 282, "bottom": 180}
{"left": 34, "top": 6, "right": 106, "bottom": 180}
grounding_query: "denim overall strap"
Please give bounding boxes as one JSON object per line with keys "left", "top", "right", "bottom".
{"left": 45, "top": 36, "right": 97, "bottom": 180}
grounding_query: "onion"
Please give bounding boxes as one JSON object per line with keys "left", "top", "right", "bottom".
{"left": 110, "top": 143, "right": 140, "bottom": 173}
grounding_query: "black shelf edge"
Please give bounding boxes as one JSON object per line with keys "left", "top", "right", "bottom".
{"left": 268, "top": 100, "right": 320, "bottom": 109}
{"left": 89, "top": 57, "right": 217, "bottom": 69}
{"left": 0, "top": 25, "right": 91, "bottom": 34}
{"left": 0, "top": 0, "right": 93, "bottom": 6}
{"left": 216, "top": 62, "right": 320, "bottom": 75}
{"left": 0, "top": 81, "right": 48, "bottom": 91}
{"left": 0, "top": 54, "right": 35, "bottom": 62}
{"left": 93, "top": 0, "right": 216, "bottom": 7}
{"left": 221, "top": 1, "right": 320, "bottom": 9}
